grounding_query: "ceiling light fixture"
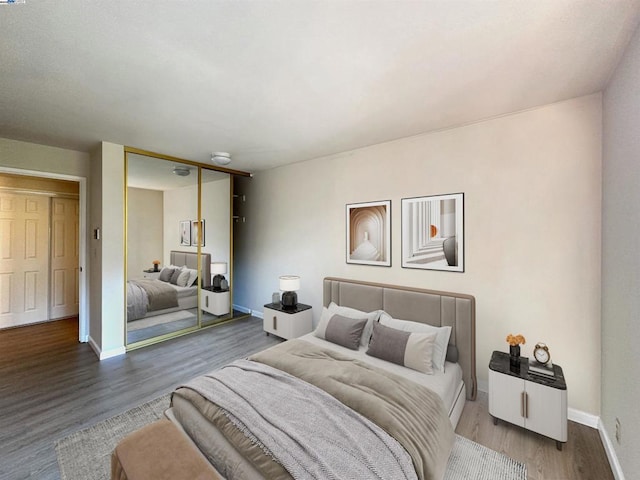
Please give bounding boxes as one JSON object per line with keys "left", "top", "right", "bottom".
{"left": 211, "top": 152, "right": 231, "bottom": 166}
{"left": 172, "top": 166, "right": 191, "bottom": 177}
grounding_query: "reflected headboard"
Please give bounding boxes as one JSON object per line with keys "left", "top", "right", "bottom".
{"left": 323, "top": 277, "right": 476, "bottom": 400}
{"left": 170, "top": 251, "right": 211, "bottom": 287}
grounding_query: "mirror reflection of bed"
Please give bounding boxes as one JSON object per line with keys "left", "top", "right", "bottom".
{"left": 125, "top": 153, "right": 240, "bottom": 346}
{"left": 126, "top": 252, "right": 211, "bottom": 343}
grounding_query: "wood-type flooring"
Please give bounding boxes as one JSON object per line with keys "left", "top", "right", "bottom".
{"left": 0, "top": 317, "right": 614, "bottom": 480}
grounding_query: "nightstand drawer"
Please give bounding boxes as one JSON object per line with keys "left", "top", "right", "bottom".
{"left": 263, "top": 306, "right": 312, "bottom": 340}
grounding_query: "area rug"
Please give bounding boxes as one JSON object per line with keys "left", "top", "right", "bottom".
{"left": 55, "top": 395, "right": 170, "bottom": 480}
{"left": 56, "top": 395, "right": 527, "bottom": 480}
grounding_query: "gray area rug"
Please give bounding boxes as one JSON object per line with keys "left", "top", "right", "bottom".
{"left": 56, "top": 395, "right": 527, "bottom": 480}
{"left": 55, "top": 395, "right": 170, "bottom": 480}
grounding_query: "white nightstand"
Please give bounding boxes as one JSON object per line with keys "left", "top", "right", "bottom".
{"left": 263, "top": 303, "right": 313, "bottom": 340}
{"left": 488, "top": 351, "right": 568, "bottom": 450}
{"left": 143, "top": 270, "right": 161, "bottom": 280}
{"left": 201, "top": 287, "right": 230, "bottom": 316}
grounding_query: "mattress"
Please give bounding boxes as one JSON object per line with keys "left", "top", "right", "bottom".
{"left": 299, "top": 333, "right": 464, "bottom": 414}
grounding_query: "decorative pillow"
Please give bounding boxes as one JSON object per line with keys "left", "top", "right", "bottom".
{"left": 379, "top": 312, "right": 452, "bottom": 372}
{"left": 446, "top": 344, "right": 459, "bottom": 363}
{"left": 169, "top": 267, "right": 184, "bottom": 285}
{"left": 181, "top": 268, "right": 197, "bottom": 287}
{"left": 176, "top": 269, "right": 191, "bottom": 287}
{"left": 366, "top": 321, "right": 436, "bottom": 374}
{"left": 327, "top": 302, "right": 381, "bottom": 346}
{"left": 158, "top": 267, "right": 175, "bottom": 282}
{"left": 314, "top": 308, "right": 368, "bottom": 350}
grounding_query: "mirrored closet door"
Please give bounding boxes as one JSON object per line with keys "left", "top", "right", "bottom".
{"left": 125, "top": 149, "right": 246, "bottom": 349}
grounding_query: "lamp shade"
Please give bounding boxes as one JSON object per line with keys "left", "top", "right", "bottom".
{"left": 211, "top": 262, "right": 227, "bottom": 275}
{"left": 279, "top": 275, "right": 300, "bottom": 292}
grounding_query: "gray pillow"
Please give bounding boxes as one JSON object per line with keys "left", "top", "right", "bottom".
{"left": 158, "top": 267, "right": 175, "bottom": 282}
{"left": 169, "top": 268, "right": 183, "bottom": 285}
{"left": 314, "top": 310, "right": 368, "bottom": 350}
{"left": 366, "top": 321, "right": 436, "bottom": 374}
{"left": 446, "top": 344, "right": 459, "bottom": 363}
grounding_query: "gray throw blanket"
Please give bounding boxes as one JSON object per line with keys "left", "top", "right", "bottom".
{"left": 181, "top": 359, "right": 418, "bottom": 480}
{"left": 126, "top": 279, "right": 179, "bottom": 321}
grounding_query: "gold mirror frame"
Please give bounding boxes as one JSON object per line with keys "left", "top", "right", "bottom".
{"left": 124, "top": 147, "right": 250, "bottom": 350}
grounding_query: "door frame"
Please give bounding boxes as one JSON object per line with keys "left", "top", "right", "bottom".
{"left": 0, "top": 166, "right": 88, "bottom": 342}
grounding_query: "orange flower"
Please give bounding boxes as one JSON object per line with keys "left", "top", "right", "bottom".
{"left": 506, "top": 333, "right": 526, "bottom": 346}
{"left": 152, "top": 260, "right": 160, "bottom": 265}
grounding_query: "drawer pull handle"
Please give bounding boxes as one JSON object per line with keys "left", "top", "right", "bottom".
{"left": 273, "top": 316, "right": 277, "bottom": 330}
{"left": 521, "top": 391, "right": 525, "bottom": 418}
{"left": 206, "top": 296, "right": 209, "bottom": 308}
{"left": 524, "top": 392, "right": 529, "bottom": 419}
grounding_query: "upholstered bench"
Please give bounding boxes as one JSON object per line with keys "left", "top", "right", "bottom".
{"left": 111, "top": 418, "right": 221, "bottom": 480}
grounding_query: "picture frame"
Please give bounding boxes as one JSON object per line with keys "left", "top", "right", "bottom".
{"left": 346, "top": 200, "right": 391, "bottom": 267}
{"left": 191, "top": 219, "right": 205, "bottom": 247}
{"left": 179, "top": 220, "right": 191, "bottom": 246}
{"left": 401, "top": 193, "right": 464, "bottom": 272}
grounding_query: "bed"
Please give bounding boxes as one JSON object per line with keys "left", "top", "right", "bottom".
{"left": 126, "top": 251, "right": 211, "bottom": 321}
{"left": 166, "top": 277, "right": 476, "bottom": 480}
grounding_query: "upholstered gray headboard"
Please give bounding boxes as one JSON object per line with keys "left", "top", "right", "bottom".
{"left": 323, "top": 277, "right": 476, "bottom": 400}
{"left": 170, "top": 251, "right": 211, "bottom": 287}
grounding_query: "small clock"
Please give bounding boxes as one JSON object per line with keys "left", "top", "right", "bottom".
{"left": 533, "top": 342, "right": 551, "bottom": 365}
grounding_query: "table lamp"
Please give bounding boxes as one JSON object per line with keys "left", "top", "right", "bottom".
{"left": 211, "top": 262, "right": 227, "bottom": 291}
{"left": 279, "top": 275, "right": 300, "bottom": 309}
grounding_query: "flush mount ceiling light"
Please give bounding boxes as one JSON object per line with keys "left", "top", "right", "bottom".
{"left": 211, "top": 152, "right": 231, "bottom": 165}
{"left": 172, "top": 166, "right": 191, "bottom": 177}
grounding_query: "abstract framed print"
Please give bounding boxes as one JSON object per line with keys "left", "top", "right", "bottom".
{"left": 346, "top": 200, "right": 391, "bottom": 267}
{"left": 401, "top": 193, "right": 464, "bottom": 272}
{"left": 179, "top": 220, "right": 191, "bottom": 246}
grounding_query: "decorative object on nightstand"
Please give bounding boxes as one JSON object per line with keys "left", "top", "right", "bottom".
{"left": 263, "top": 302, "right": 312, "bottom": 340}
{"left": 152, "top": 260, "right": 160, "bottom": 272}
{"left": 506, "top": 333, "right": 526, "bottom": 368}
{"left": 142, "top": 269, "right": 161, "bottom": 280}
{"left": 279, "top": 275, "right": 300, "bottom": 310}
{"left": 211, "top": 262, "right": 228, "bottom": 291}
{"left": 529, "top": 342, "right": 554, "bottom": 377}
{"left": 489, "top": 350, "right": 567, "bottom": 450}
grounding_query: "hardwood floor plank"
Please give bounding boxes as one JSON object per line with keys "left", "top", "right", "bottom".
{"left": 455, "top": 391, "right": 614, "bottom": 480}
{"left": 1, "top": 318, "right": 614, "bottom": 480}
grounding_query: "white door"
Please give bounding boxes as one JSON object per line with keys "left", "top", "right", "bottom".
{"left": 50, "top": 197, "right": 79, "bottom": 319}
{"left": 0, "top": 193, "right": 50, "bottom": 328}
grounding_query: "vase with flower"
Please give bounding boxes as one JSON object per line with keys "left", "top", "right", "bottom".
{"left": 152, "top": 260, "right": 160, "bottom": 272}
{"left": 506, "top": 333, "right": 526, "bottom": 368}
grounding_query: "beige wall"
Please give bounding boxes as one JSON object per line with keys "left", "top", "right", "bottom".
{"left": 0, "top": 137, "right": 89, "bottom": 178}
{"left": 602, "top": 20, "right": 640, "bottom": 477}
{"left": 127, "top": 187, "right": 164, "bottom": 278}
{"left": 235, "top": 94, "right": 602, "bottom": 415}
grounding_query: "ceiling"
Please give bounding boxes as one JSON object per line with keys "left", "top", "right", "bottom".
{"left": 1, "top": 1, "right": 639, "bottom": 173}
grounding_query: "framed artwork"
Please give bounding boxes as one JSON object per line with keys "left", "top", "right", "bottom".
{"left": 346, "top": 200, "right": 391, "bottom": 267}
{"left": 191, "top": 219, "right": 205, "bottom": 247}
{"left": 179, "top": 220, "right": 191, "bottom": 246}
{"left": 401, "top": 193, "right": 464, "bottom": 272}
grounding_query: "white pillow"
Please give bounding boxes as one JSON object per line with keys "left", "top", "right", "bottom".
{"left": 379, "top": 312, "right": 451, "bottom": 372}
{"left": 186, "top": 268, "right": 198, "bottom": 287}
{"left": 328, "top": 302, "right": 382, "bottom": 346}
{"left": 176, "top": 269, "right": 191, "bottom": 287}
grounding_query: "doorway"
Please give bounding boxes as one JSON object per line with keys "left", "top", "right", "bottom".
{"left": 0, "top": 168, "right": 88, "bottom": 341}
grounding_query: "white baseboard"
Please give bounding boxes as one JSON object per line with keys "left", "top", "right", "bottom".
{"left": 568, "top": 408, "right": 599, "bottom": 428}
{"left": 477, "top": 379, "right": 488, "bottom": 393}
{"left": 252, "top": 309, "right": 264, "bottom": 319}
{"left": 598, "top": 422, "right": 625, "bottom": 480}
{"left": 88, "top": 335, "right": 126, "bottom": 360}
{"left": 233, "top": 304, "right": 251, "bottom": 314}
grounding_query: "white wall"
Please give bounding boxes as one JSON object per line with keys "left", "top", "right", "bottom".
{"left": 602, "top": 20, "right": 640, "bottom": 478}
{"left": 235, "top": 94, "right": 602, "bottom": 415}
{"left": 0, "top": 137, "right": 89, "bottom": 177}
{"left": 127, "top": 187, "right": 164, "bottom": 278}
{"left": 89, "top": 141, "right": 125, "bottom": 359}
{"left": 163, "top": 177, "right": 231, "bottom": 270}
